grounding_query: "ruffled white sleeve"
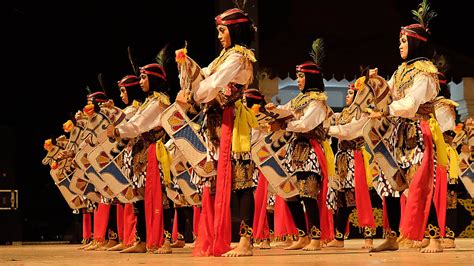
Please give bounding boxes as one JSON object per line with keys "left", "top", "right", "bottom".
{"left": 116, "top": 100, "right": 165, "bottom": 139}
{"left": 389, "top": 73, "right": 438, "bottom": 118}
{"left": 328, "top": 114, "right": 369, "bottom": 140}
{"left": 123, "top": 106, "right": 138, "bottom": 120}
{"left": 286, "top": 101, "right": 327, "bottom": 133}
{"left": 194, "top": 53, "right": 249, "bottom": 104}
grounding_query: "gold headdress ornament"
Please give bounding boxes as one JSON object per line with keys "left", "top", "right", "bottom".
{"left": 401, "top": 0, "right": 437, "bottom": 42}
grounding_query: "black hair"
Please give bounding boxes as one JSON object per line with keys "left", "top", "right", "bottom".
{"left": 222, "top": 13, "right": 256, "bottom": 48}
{"left": 297, "top": 62, "right": 325, "bottom": 93}
{"left": 403, "top": 26, "right": 434, "bottom": 61}
{"left": 244, "top": 89, "right": 266, "bottom": 110}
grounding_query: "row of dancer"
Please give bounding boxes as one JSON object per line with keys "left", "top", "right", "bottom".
{"left": 42, "top": 1, "right": 470, "bottom": 257}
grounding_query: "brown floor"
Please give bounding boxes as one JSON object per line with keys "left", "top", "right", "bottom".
{"left": 1, "top": 239, "right": 473, "bottom": 265}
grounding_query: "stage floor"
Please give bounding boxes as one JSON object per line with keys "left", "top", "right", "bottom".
{"left": 1, "top": 239, "right": 473, "bottom": 265}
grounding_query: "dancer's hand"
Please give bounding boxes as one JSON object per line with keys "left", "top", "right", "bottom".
{"left": 369, "top": 68, "right": 378, "bottom": 77}
{"left": 369, "top": 111, "right": 383, "bottom": 119}
{"left": 106, "top": 125, "right": 117, "bottom": 138}
{"left": 265, "top": 102, "right": 276, "bottom": 110}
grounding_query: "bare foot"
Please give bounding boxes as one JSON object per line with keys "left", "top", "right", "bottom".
{"left": 78, "top": 240, "right": 94, "bottom": 250}
{"left": 398, "top": 238, "right": 414, "bottom": 248}
{"left": 120, "top": 242, "right": 147, "bottom": 253}
{"left": 369, "top": 237, "right": 399, "bottom": 252}
{"left": 420, "top": 239, "right": 443, "bottom": 253}
{"left": 274, "top": 236, "right": 293, "bottom": 247}
{"left": 171, "top": 239, "right": 185, "bottom": 248}
{"left": 361, "top": 239, "right": 373, "bottom": 249}
{"left": 413, "top": 239, "right": 429, "bottom": 249}
{"left": 302, "top": 239, "right": 321, "bottom": 251}
{"left": 95, "top": 239, "right": 118, "bottom": 251}
{"left": 284, "top": 236, "right": 310, "bottom": 250}
{"left": 107, "top": 242, "right": 128, "bottom": 251}
{"left": 320, "top": 238, "right": 330, "bottom": 247}
{"left": 84, "top": 240, "right": 105, "bottom": 251}
{"left": 441, "top": 238, "right": 456, "bottom": 249}
{"left": 260, "top": 239, "right": 271, "bottom": 249}
{"left": 325, "top": 239, "right": 344, "bottom": 248}
{"left": 154, "top": 240, "right": 172, "bottom": 254}
{"left": 222, "top": 237, "right": 253, "bottom": 257}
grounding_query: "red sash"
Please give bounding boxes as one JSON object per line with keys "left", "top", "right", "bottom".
{"left": 144, "top": 143, "right": 164, "bottom": 249}
{"left": 123, "top": 203, "right": 137, "bottom": 245}
{"left": 274, "top": 195, "right": 297, "bottom": 237}
{"left": 252, "top": 171, "right": 270, "bottom": 240}
{"left": 192, "top": 186, "right": 215, "bottom": 256}
{"left": 399, "top": 120, "right": 435, "bottom": 240}
{"left": 116, "top": 204, "right": 124, "bottom": 241}
{"left": 93, "top": 203, "right": 110, "bottom": 241}
{"left": 354, "top": 150, "right": 376, "bottom": 228}
{"left": 82, "top": 212, "right": 92, "bottom": 240}
{"left": 310, "top": 139, "right": 334, "bottom": 241}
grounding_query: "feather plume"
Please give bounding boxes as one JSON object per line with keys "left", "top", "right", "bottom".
{"left": 432, "top": 52, "right": 448, "bottom": 73}
{"left": 155, "top": 43, "right": 172, "bottom": 67}
{"left": 85, "top": 86, "right": 92, "bottom": 95}
{"left": 233, "top": 0, "right": 248, "bottom": 10}
{"left": 127, "top": 46, "right": 138, "bottom": 75}
{"left": 411, "top": 0, "right": 437, "bottom": 30}
{"left": 309, "top": 38, "right": 325, "bottom": 66}
{"left": 97, "top": 73, "right": 106, "bottom": 92}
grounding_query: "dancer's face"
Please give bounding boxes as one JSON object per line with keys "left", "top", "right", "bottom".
{"left": 296, "top": 72, "right": 305, "bottom": 91}
{"left": 119, "top": 86, "right": 129, "bottom": 105}
{"left": 399, "top": 34, "right": 408, "bottom": 60}
{"left": 345, "top": 88, "right": 355, "bottom": 106}
{"left": 139, "top": 74, "right": 150, "bottom": 93}
{"left": 217, "top": 25, "right": 231, "bottom": 49}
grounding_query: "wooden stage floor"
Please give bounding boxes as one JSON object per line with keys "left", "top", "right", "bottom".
{"left": 1, "top": 239, "right": 473, "bottom": 265}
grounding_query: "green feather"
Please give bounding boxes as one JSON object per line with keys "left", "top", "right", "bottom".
{"left": 155, "top": 44, "right": 171, "bottom": 67}
{"left": 411, "top": 0, "right": 437, "bottom": 29}
{"left": 309, "top": 38, "right": 325, "bottom": 66}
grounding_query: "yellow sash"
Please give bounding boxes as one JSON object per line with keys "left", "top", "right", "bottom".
{"left": 232, "top": 100, "right": 258, "bottom": 153}
{"left": 155, "top": 139, "right": 171, "bottom": 185}
{"left": 361, "top": 147, "right": 374, "bottom": 187}
{"left": 429, "top": 117, "right": 448, "bottom": 167}
{"left": 322, "top": 140, "right": 335, "bottom": 179}
{"left": 446, "top": 146, "right": 460, "bottom": 180}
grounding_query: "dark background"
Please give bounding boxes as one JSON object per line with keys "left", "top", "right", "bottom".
{"left": 3, "top": 0, "right": 473, "bottom": 242}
